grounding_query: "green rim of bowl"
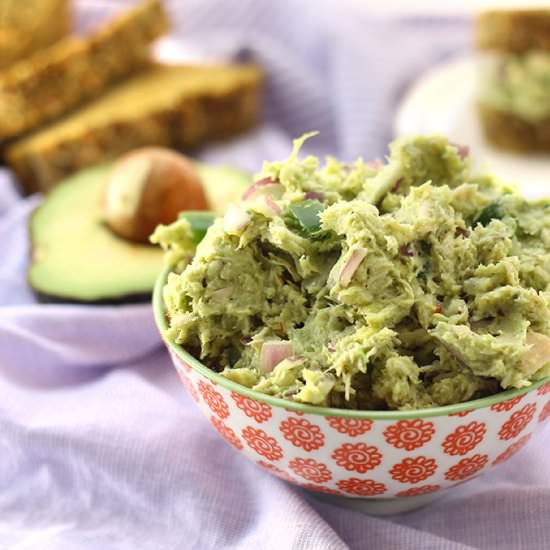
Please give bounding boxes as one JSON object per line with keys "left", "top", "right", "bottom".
{"left": 154, "top": 266, "right": 550, "bottom": 420}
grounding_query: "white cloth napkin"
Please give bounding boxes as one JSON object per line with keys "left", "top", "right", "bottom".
{"left": 1, "top": 1, "right": 548, "bottom": 548}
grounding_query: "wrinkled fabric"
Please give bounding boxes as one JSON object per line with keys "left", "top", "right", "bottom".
{"left": 1, "top": 1, "right": 549, "bottom": 549}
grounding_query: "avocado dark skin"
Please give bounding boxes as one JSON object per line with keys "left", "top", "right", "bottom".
{"left": 32, "top": 289, "right": 153, "bottom": 305}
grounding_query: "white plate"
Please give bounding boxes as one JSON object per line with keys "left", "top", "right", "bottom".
{"left": 394, "top": 57, "right": 550, "bottom": 200}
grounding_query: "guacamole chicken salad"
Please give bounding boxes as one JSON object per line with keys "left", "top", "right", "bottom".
{"left": 153, "top": 135, "right": 550, "bottom": 411}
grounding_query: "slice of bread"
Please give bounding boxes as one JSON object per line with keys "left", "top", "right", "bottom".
{"left": 478, "top": 103, "right": 550, "bottom": 152}
{"left": 0, "top": 0, "right": 71, "bottom": 70}
{"left": 476, "top": 9, "right": 550, "bottom": 52}
{"left": 6, "top": 64, "right": 263, "bottom": 193}
{"left": 0, "top": 0, "right": 168, "bottom": 141}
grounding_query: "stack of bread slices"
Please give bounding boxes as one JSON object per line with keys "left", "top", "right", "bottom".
{"left": 0, "top": 0, "right": 262, "bottom": 192}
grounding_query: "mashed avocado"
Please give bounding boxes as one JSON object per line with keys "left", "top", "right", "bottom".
{"left": 480, "top": 51, "right": 550, "bottom": 121}
{"left": 153, "top": 135, "right": 550, "bottom": 410}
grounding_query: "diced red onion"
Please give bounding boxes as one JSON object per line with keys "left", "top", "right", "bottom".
{"left": 240, "top": 335, "right": 253, "bottom": 346}
{"left": 242, "top": 177, "right": 280, "bottom": 201}
{"left": 457, "top": 145, "right": 469, "bottom": 159}
{"left": 391, "top": 177, "right": 403, "bottom": 193}
{"left": 399, "top": 244, "right": 414, "bottom": 257}
{"left": 259, "top": 341, "right": 293, "bottom": 373}
{"left": 366, "top": 159, "right": 383, "bottom": 170}
{"left": 450, "top": 142, "right": 469, "bottom": 160}
{"left": 437, "top": 339, "right": 468, "bottom": 366}
{"left": 264, "top": 196, "right": 281, "bottom": 215}
{"left": 327, "top": 342, "right": 336, "bottom": 352}
{"left": 304, "top": 191, "right": 325, "bottom": 201}
{"left": 224, "top": 205, "right": 250, "bottom": 233}
{"left": 339, "top": 248, "right": 367, "bottom": 288}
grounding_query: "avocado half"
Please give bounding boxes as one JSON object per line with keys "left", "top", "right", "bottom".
{"left": 29, "top": 162, "right": 250, "bottom": 303}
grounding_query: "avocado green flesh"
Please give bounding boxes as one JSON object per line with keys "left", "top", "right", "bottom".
{"left": 29, "top": 163, "right": 250, "bottom": 302}
{"left": 197, "top": 164, "right": 249, "bottom": 214}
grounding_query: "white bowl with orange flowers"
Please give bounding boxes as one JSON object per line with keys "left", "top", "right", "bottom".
{"left": 154, "top": 268, "right": 550, "bottom": 515}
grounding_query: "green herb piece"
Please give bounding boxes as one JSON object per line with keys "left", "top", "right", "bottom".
{"left": 476, "top": 203, "right": 504, "bottom": 227}
{"left": 283, "top": 200, "right": 327, "bottom": 239}
{"left": 178, "top": 211, "right": 217, "bottom": 244}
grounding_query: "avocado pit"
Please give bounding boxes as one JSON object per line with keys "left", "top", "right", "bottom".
{"left": 103, "top": 148, "right": 209, "bottom": 244}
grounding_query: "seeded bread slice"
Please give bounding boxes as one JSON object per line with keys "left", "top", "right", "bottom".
{"left": 478, "top": 103, "right": 550, "bottom": 152}
{"left": 476, "top": 9, "right": 550, "bottom": 52}
{"left": 0, "top": 0, "right": 71, "bottom": 70}
{"left": 0, "top": 0, "right": 168, "bottom": 141}
{"left": 6, "top": 64, "right": 263, "bottom": 193}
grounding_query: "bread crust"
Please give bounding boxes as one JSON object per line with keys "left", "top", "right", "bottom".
{"left": 0, "top": 0, "right": 71, "bottom": 70}
{"left": 6, "top": 65, "right": 263, "bottom": 193}
{"left": 476, "top": 9, "right": 550, "bottom": 52}
{"left": 478, "top": 102, "right": 550, "bottom": 151}
{"left": 0, "top": 0, "right": 168, "bottom": 141}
